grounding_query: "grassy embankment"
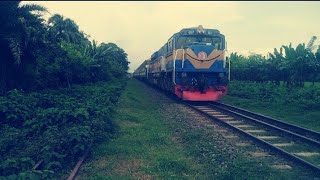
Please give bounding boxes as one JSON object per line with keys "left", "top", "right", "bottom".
{"left": 79, "top": 79, "right": 203, "bottom": 179}
{"left": 222, "top": 81, "right": 320, "bottom": 133}
{"left": 79, "top": 79, "right": 318, "bottom": 179}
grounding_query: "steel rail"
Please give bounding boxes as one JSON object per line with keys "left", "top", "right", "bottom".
{"left": 186, "top": 103, "right": 320, "bottom": 174}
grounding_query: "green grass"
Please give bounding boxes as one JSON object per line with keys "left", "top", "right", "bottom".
{"left": 273, "top": 81, "right": 320, "bottom": 88}
{"left": 304, "top": 82, "right": 320, "bottom": 88}
{"left": 221, "top": 95, "right": 320, "bottom": 133}
{"left": 160, "top": 102, "right": 319, "bottom": 179}
{"left": 78, "top": 79, "right": 320, "bottom": 179}
{"left": 79, "top": 79, "right": 203, "bottom": 179}
{"left": 221, "top": 86, "right": 320, "bottom": 176}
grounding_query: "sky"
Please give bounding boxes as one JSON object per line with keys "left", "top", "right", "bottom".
{"left": 21, "top": 1, "right": 320, "bottom": 72}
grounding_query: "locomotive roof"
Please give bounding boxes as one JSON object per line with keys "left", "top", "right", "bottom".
{"left": 149, "top": 25, "right": 224, "bottom": 61}
{"left": 167, "top": 25, "right": 221, "bottom": 41}
{"left": 180, "top": 25, "right": 220, "bottom": 34}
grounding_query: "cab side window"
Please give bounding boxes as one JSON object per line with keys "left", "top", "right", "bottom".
{"left": 167, "top": 38, "right": 175, "bottom": 53}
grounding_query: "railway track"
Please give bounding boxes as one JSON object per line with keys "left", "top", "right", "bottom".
{"left": 210, "top": 101, "right": 320, "bottom": 143}
{"left": 187, "top": 102, "right": 320, "bottom": 174}
{"left": 31, "top": 148, "right": 89, "bottom": 179}
{"left": 67, "top": 148, "right": 90, "bottom": 180}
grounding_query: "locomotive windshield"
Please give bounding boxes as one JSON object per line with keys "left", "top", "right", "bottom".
{"left": 176, "top": 35, "right": 225, "bottom": 50}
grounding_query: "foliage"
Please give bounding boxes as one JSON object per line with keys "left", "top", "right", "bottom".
{"left": 0, "top": 79, "right": 127, "bottom": 178}
{"left": 227, "top": 81, "right": 320, "bottom": 110}
{"left": 228, "top": 36, "right": 320, "bottom": 87}
{"left": 0, "top": 1, "right": 130, "bottom": 94}
{"left": 0, "top": 1, "right": 130, "bottom": 178}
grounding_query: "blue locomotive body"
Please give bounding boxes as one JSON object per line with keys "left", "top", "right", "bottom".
{"left": 133, "top": 25, "right": 228, "bottom": 101}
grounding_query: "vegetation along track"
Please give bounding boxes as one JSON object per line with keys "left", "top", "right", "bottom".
{"left": 31, "top": 147, "right": 90, "bottom": 179}
{"left": 186, "top": 101, "right": 320, "bottom": 174}
{"left": 67, "top": 148, "right": 90, "bottom": 180}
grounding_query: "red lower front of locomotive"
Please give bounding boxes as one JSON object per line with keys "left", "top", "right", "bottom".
{"left": 174, "top": 85, "right": 227, "bottom": 101}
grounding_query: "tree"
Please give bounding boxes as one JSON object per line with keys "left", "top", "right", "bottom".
{"left": 0, "top": 1, "right": 47, "bottom": 93}
{"left": 47, "top": 14, "right": 90, "bottom": 46}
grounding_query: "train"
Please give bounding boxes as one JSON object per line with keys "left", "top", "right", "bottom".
{"left": 133, "top": 25, "right": 229, "bottom": 101}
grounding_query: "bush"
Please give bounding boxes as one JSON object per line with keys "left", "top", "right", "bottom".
{"left": 0, "top": 78, "right": 127, "bottom": 178}
{"left": 227, "top": 81, "right": 320, "bottom": 110}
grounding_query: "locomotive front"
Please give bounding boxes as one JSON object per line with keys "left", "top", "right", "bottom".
{"left": 172, "top": 25, "right": 228, "bottom": 101}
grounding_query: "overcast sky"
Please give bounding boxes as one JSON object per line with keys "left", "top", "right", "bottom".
{"left": 22, "top": 1, "right": 320, "bottom": 72}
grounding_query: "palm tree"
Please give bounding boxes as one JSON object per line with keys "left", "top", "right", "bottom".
{"left": 268, "top": 47, "right": 285, "bottom": 85}
{"left": 306, "top": 37, "right": 319, "bottom": 85}
{"left": 47, "top": 14, "right": 90, "bottom": 46}
{"left": 0, "top": 1, "right": 47, "bottom": 93}
{"left": 281, "top": 42, "right": 313, "bottom": 87}
{"left": 1, "top": 1, "right": 47, "bottom": 65}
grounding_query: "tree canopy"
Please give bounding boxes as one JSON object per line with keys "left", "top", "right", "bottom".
{"left": 228, "top": 36, "right": 320, "bottom": 87}
{"left": 0, "top": 1, "right": 130, "bottom": 94}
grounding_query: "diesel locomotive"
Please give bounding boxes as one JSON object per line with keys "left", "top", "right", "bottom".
{"left": 133, "top": 25, "right": 228, "bottom": 101}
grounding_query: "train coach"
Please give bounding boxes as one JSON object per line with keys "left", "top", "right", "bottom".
{"left": 133, "top": 25, "right": 229, "bottom": 101}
